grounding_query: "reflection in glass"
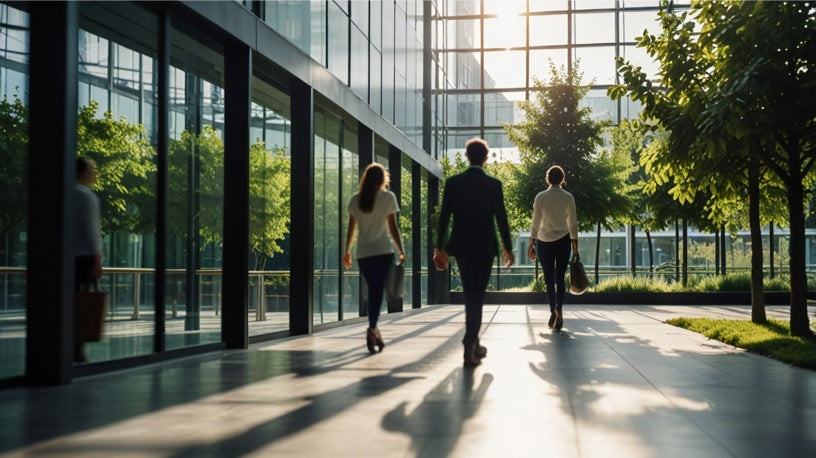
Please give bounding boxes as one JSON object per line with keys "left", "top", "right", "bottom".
{"left": 314, "top": 108, "right": 341, "bottom": 325}
{"left": 166, "top": 27, "right": 224, "bottom": 350}
{"left": 249, "top": 77, "right": 291, "bottom": 337}
{"left": 420, "top": 174, "right": 429, "bottom": 305}
{"left": 620, "top": 10, "right": 662, "bottom": 43}
{"left": 401, "top": 156, "right": 413, "bottom": 306}
{"left": 76, "top": 21, "right": 158, "bottom": 363}
{"left": 328, "top": 1, "right": 349, "bottom": 84}
{"left": 264, "top": 1, "right": 326, "bottom": 65}
{"left": 341, "top": 124, "right": 360, "bottom": 319}
{"left": 0, "top": 4, "right": 27, "bottom": 378}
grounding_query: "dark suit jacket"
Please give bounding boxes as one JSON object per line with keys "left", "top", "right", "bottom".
{"left": 436, "top": 167, "right": 513, "bottom": 259}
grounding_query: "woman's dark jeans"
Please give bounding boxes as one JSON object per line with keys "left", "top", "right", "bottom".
{"left": 358, "top": 253, "right": 394, "bottom": 328}
{"left": 536, "top": 234, "right": 572, "bottom": 312}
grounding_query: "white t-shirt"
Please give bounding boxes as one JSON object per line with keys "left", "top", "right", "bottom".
{"left": 348, "top": 189, "right": 401, "bottom": 260}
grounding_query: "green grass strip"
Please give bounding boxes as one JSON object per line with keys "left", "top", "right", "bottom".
{"left": 666, "top": 317, "right": 816, "bottom": 370}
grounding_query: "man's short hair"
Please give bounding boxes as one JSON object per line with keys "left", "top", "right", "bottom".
{"left": 465, "top": 138, "right": 489, "bottom": 165}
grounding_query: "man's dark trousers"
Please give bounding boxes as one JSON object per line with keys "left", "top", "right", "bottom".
{"left": 456, "top": 252, "right": 494, "bottom": 346}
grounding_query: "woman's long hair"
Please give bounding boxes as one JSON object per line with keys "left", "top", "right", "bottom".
{"left": 358, "top": 163, "right": 388, "bottom": 213}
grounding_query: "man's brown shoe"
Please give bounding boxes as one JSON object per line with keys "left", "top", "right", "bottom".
{"left": 548, "top": 312, "right": 556, "bottom": 328}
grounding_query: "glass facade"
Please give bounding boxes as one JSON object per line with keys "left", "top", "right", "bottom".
{"left": 0, "top": 3, "right": 28, "bottom": 379}
{"left": 77, "top": 14, "right": 159, "bottom": 361}
{"left": 249, "top": 75, "right": 291, "bottom": 336}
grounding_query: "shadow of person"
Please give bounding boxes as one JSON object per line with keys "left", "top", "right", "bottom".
{"left": 382, "top": 367, "right": 493, "bottom": 457}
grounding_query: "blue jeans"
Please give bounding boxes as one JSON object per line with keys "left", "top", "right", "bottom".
{"left": 358, "top": 253, "right": 394, "bottom": 328}
{"left": 536, "top": 235, "right": 572, "bottom": 312}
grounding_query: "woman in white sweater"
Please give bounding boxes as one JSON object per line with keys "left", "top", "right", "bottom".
{"left": 527, "top": 166, "right": 579, "bottom": 330}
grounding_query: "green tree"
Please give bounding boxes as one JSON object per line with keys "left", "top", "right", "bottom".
{"left": 249, "top": 142, "right": 291, "bottom": 269}
{"left": 0, "top": 96, "right": 27, "bottom": 236}
{"left": 77, "top": 101, "right": 157, "bottom": 234}
{"left": 505, "top": 63, "right": 630, "bottom": 278}
{"left": 611, "top": 1, "right": 812, "bottom": 331}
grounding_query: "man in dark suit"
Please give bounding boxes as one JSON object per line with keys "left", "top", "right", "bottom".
{"left": 434, "top": 138, "right": 515, "bottom": 367}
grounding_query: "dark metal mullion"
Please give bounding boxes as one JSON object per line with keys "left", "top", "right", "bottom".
{"left": 337, "top": 121, "right": 345, "bottom": 322}
{"left": 525, "top": 0, "right": 530, "bottom": 101}
{"left": 615, "top": 0, "right": 621, "bottom": 124}
{"left": 387, "top": 145, "right": 402, "bottom": 313}
{"left": 289, "top": 80, "right": 315, "bottom": 335}
{"left": 412, "top": 161, "right": 421, "bottom": 308}
{"left": 27, "top": 2, "right": 78, "bottom": 385}
{"left": 479, "top": 0, "right": 484, "bottom": 139}
{"left": 155, "top": 12, "right": 170, "bottom": 354}
{"left": 568, "top": 0, "right": 573, "bottom": 75}
{"left": 222, "top": 40, "right": 251, "bottom": 349}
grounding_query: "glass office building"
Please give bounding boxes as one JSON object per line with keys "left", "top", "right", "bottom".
{"left": 1, "top": 1, "right": 814, "bottom": 385}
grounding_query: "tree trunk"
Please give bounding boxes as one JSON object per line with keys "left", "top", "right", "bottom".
{"left": 748, "top": 165, "right": 766, "bottom": 323}
{"left": 675, "top": 219, "right": 680, "bottom": 282}
{"left": 630, "top": 224, "right": 636, "bottom": 277}
{"left": 646, "top": 229, "right": 653, "bottom": 278}
{"left": 769, "top": 223, "right": 775, "bottom": 278}
{"left": 594, "top": 222, "right": 601, "bottom": 286}
{"left": 721, "top": 223, "right": 727, "bottom": 276}
{"left": 786, "top": 169, "right": 811, "bottom": 336}
{"left": 682, "top": 219, "right": 688, "bottom": 287}
{"left": 715, "top": 227, "right": 720, "bottom": 275}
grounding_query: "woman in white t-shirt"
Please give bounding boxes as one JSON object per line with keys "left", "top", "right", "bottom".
{"left": 343, "top": 163, "right": 406, "bottom": 353}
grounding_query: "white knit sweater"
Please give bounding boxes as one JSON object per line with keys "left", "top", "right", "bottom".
{"left": 530, "top": 186, "right": 578, "bottom": 242}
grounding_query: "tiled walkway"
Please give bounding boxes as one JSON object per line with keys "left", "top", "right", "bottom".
{"left": 2, "top": 304, "right": 816, "bottom": 457}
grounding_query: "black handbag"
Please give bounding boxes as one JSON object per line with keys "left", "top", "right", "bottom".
{"left": 384, "top": 260, "right": 405, "bottom": 302}
{"left": 569, "top": 253, "right": 588, "bottom": 295}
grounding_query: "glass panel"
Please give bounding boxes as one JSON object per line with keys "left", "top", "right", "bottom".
{"left": 621, "top": 44, "right": 660, "bottom": 81}
{"left": 529, "top": 14, "right": 568, "bottom": 46}
{"left": 447, "top": 18, "right": 480, "bottom": 50}
{"left": 484, "top": 91, "right": 521, "bottom": 126}
{"left": 382, "top": 0, "right": 395, "bottom": 121}
{"left": 395, "top": 4, "right": 407, "bottom": 80}
{"left": 249, "top": 76, "right": 291, "bottom": 337}
{"left": 370, "top": 45, "right": 382, "bottom": 113}
{"left": 350, "top": 24, "right": 369, "bottom": 101}
{"left": 401, "top": 156, "right": 413, "bottom": 306}
{"left": 483, "top": 15, "right": 525, "bottom": 50}
{"left": 574, "top": 46, "right": 616, "bottom": 85}
{"left": 622, "top": 0, "right": 662, "bottom": 6}
{"left": 341, "top": 123, "right": 359, "bottom": 319}
{"left": 574, "top": 0, "right": 616, "bottom": 9}
{"left": 574, "top": 13, "right": 616, "bottom": 44}
{"left": 484, "top": 128, "right": 519, "bottom": 162}
{"left": 484, "top": 51, "right": 527, "bottom": 89}
{"left": 621, "top": 95, "right": 644, "bottom": 121}
{"left": 446, "top": 92, "right": 480, "bottom": 127}
{"left": 0, "top": 4, "right": 28, "bottom": 379}
{"left": 420, "top": 173, "right": 428, "bottom": 306}
{"left": 313, "top": 108, "right": 342, "bottom": 325}
{"left": 529, "top": 0, "right": 568, "bottom": 11}
{"left": 370, "top": 0, "right": 382, "bottom": 50}
{"left": 621, "top": 10, "right": 662, "bottom": 43}
{"left": 264, "top": 1, "right": 327, "bottom": 66}
{"left": 529, "top": 48, "right": 568, "bottom": 84}
{"left": 443, "top": 130, "right": 482, "bottom": 160}
{"left": 76, "top": 9, "right": 159, "bottom": 363}
{"left": 328, "top": 1, "right": 349, "bottom": 84}
{"left": 581, "top": 88, "right": 617, "bottom": 123}
{"left": 350, "top": 0, "right": 368, "bottom": 36}
{"left": 166, "top": 26, "right": 224, "bottom": 350}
